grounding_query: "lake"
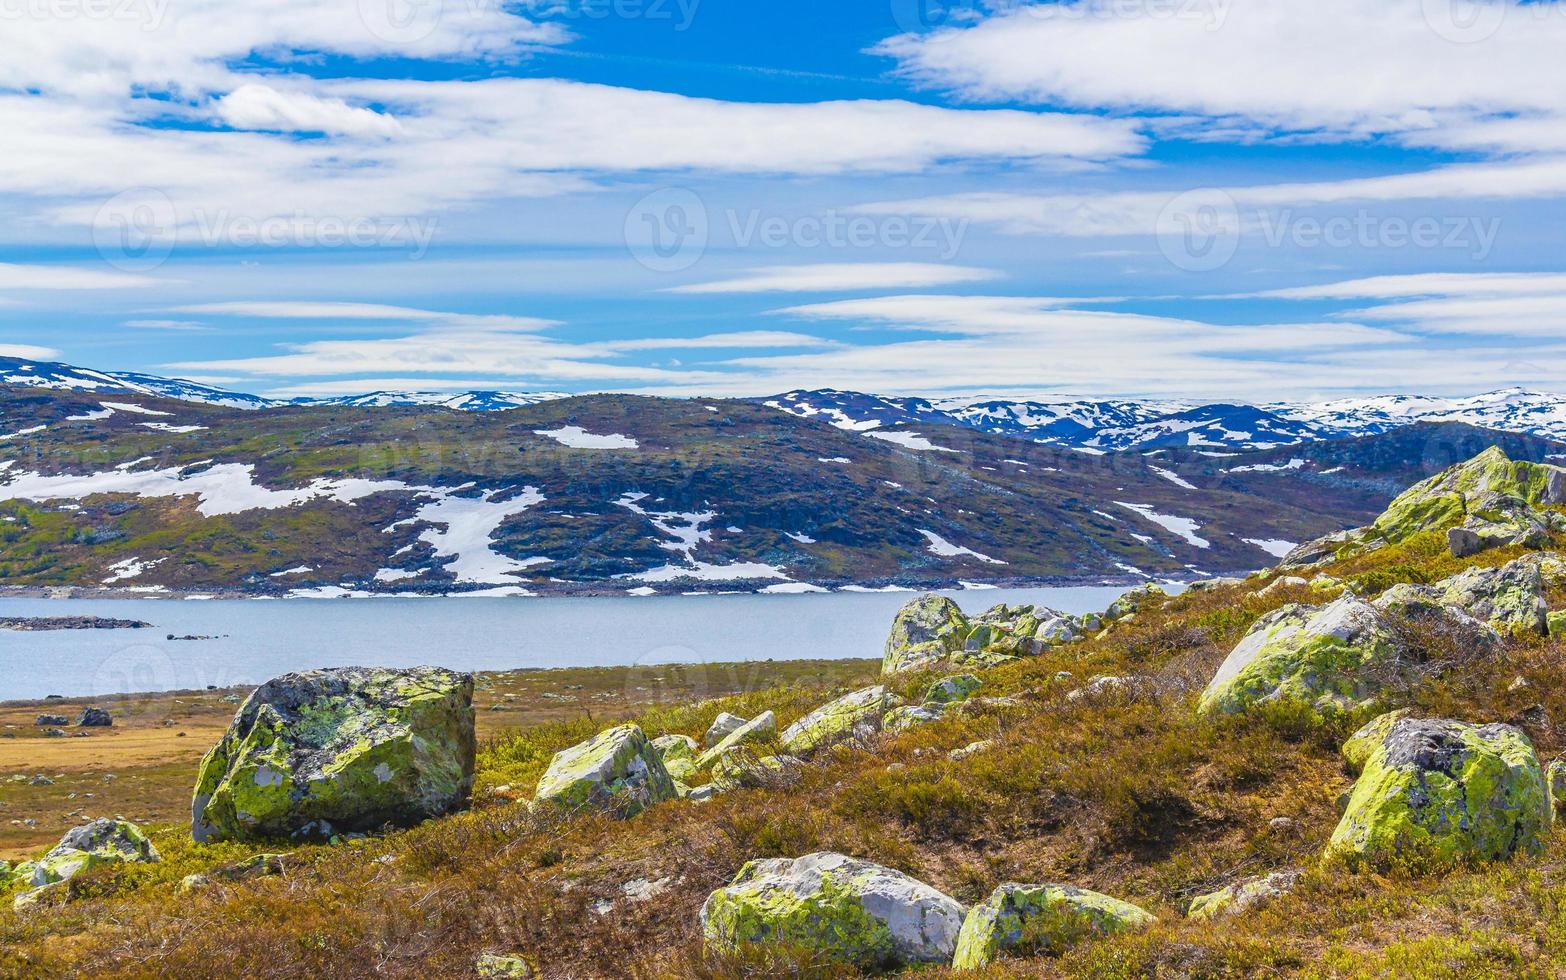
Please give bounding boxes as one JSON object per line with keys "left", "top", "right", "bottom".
{"left": 0, "top": 585, "right": 1140, "bottom": 701}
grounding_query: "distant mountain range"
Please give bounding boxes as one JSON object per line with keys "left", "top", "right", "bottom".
{"left": 762, "top": 387, "right": 1566, "bottom": 451}
{"left": 3, "top": 355, "right": 1566, "bottom": 454}
{"left": 0, "top": 360, "right": 1559, "bottom": 594}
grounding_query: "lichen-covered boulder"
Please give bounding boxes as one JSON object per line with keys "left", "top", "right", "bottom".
{"left": 710, "top": 750, "right": 802, "bottom": 791}
{"left": 1429, "top": 557, "right": 1549, "bottom": 636}
{"left": 883, "top": 703, "right": 943, "bottom": 733}
{"left": 694, "top": 711, "right": 776, "bottom": 769}
{"left": 1548, "top": 759, "right": 1566, "bottom": 817}
{"left": 1342, "top": 708, "right": 1413, "bottom": 774}
{"left": 1550, "top": 611, "right": 1566, "bottom": 637}
{"left": 191, "top": 666, "right": 475, "bottom": 843}
{"left": 704, "top": 712, "right": 748, "bottom": 748}
{"left": 781, "top": 686, "right": 894, "bottom": 756}
{"left": 1371, "top": 584, "right": 1503, "bottom": 652}
{"left": 1198, "top": 596, "right": 1403, "bottom": 717}
{"left": 883, "top": 595, "right": 969, "bottom": 675}
{"left": 652, "top": 734, "right": 699, "bottom": 785}
{"left": 475, "top": 952, "right": 535, "bottom": 978}
{"left": 1446, "top": 492, "right": 1556, "bottom": 558}
{"left": 534, "top": 724, "right": 677, "bottom": 818}
{"left": 11, "top": 819, "right": 160, "bottom": 909}
{"left": 700, "top": 852, "right": 965, "bottom": 967}
{"left": 951, "top": 883, "right": 1155, "bottom": 969}
{"left": 1282, "top": 527, "right": 1374, "bottom": 569}
{"left": 1325, "top": 717, "right": 1550, "bottom": 868}
{"left": 1105, "top": 583, "right": 1167, "bottom": 621}
{"left": 1187, "top": 869, "right": 1301, "bottom": 920}
{"left": 924, "top": 674, "right": 982, "bottom": 706}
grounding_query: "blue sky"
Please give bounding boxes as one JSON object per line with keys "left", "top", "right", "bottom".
{"left": 4, "top": 0, "right": 1566, "bottom": 401}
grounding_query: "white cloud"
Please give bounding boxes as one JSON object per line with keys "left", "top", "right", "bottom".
{"left": 0, "top": 262, "right": 157, "bottom": 290}
{"left": 598, "top": 331, "right": 837, "bottom": 351}
{"left": 214, "top": 84, "right": 403, "bottom": 138}
{"left": 879, "top": 0, "right": 1566, "bottom": 145}
{"left": 665, "top": 262, "right": 1001, "bottom": 294}
{"left": 169, "top": 302, "right": 557, "bottom": 332}
{"left": 1245, "top": 271, "right": 1566, "bottom": 336}
{"left": 0, "top": 344, "right": 62, "bottom": 360}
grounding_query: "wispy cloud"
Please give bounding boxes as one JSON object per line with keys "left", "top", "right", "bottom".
{"left": 665, "top": 263, "right": 1001, "bottom": 294}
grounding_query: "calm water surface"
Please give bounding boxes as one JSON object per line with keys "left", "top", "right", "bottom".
{"left": 0, "top": 585, "right": 1140, "bottom": 701}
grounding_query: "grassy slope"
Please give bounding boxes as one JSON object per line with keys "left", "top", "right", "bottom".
{"left": 3, "top": 528, "right": 1566, "bottom": 977}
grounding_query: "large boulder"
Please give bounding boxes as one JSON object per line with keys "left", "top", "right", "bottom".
{"left": 534, "top": 724, "right": 677, "bottom": 818}
{"left": 11, "top": 819, "right": 160, "bottom": 909}
{"left": 1198, "top": 596, "right": 1403, "bottom": 717}
{"left": 1341, "top": 708, "right": 1413, "bottom": 774}
{"left": 1429, "top": 557, "right": 1549, "bottom": 636}
{"left": 700, "top": 852, "right": 965, "bottom": 968}
{"left": 1371, "top": 584, "right": 1503, "bottom": 651}
{"left": 1286, "top": 447, "right": 1566, "bottom": 565}
{"left": 883, "top": 595, "right": 969, "bottom": 675}
{"left": 780, "top": 686, "right": 895, "bottom": 756}
{"left": 951, "top": 883, "right": 1155, "bottom": 969}
{"left": 1326, "top": 717, "right": 1550, "bottom": 868}
{"left": 191, "top": 666, "right": 475, "bottom": 843}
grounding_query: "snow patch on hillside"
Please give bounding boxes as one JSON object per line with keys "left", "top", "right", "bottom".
{"left": 919, "top": 529, "right": 1006, "bottom": 564}
{"left": 1114, "top": 502, "right": 1211, "bottom": 549}
{"left": 533, "top": 426, "right": 638, "bottom": 450}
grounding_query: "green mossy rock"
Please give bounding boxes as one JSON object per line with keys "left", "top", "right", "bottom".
{"left": 703, "top": 712, "right": 748, "bottom": 748}
{"left": 534, "top": 723, "right": 677, "bottom": 818}
{"left": 924, "top": 674, "right": 982, "bottom": 705}
{"left": 883, "top": 595, "right": 969, "bottom": 675}
{"left": 700, "top": 852, "right": 965, "bottom": 967}
{"left": 1105, "top": 583, "right": 1167, "bottom": 621}
{"left": 882, "top": 703, "right": 944, "bottom": 733}
{"left": 951, "top": 882, "right": 1155, "bottom": 969}
{"left": 1549, "top": 610, "right": 1566, "bottom": 637}
{"left": 653, "top": 734, "right": 699, "bottom": 784}
{"left": 1374, "top": 447, "right": 1566, "bottom": 544}
{"left": 1342, "top": 709, "right": 1413, "bottom": 774}
{"left": 192, "top": 666, "right": 475, "bottom": 843}
{"left": 780, "top": 686, "right": 893, "bottom": 756}
{"left": 1371, "top": 583, "right": 1503, "bottom": 651}
{"left": 10, "top": 819, "right": 160, "bottom": 908}
{"left": 1326, "top": 717, "right": 1551, "bottom": 869}
{"left": 694, "top": 711, "right": 776, "bottom": 770}
{"left": 1187, "top": 869, "right": 1301, "bottom": 920}
{"left": 1198, "top": 596, "right": 1402, "bottom": 717}
{"left": 1426, "top": 557, "right": 1549, "bottom": 636}
{"left": 1548, "top": 759, "right": 1566, "bottom": 816}
{"left": 475, "top": 952, "right": 534, "bottom": 977}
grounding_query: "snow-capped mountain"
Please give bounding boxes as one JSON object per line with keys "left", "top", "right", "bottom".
{"left": 0, "top": 357, "right": 281, "bottom": 409}
{"left": 1276, "top": 388, "right": 1566, "bottom": 443}
{"left": 761, "top": 389, "right": 947, "bottom": 431}
{"left": 312, "top": 391, "right": 568, "bottom": 411}
{"left": 1083, "top": 404, "right": 1328, "bottom": 452}
{"left": 939, "top": 398, "right": 1173, "bottom": 444}
{"left": 0, "top": 357, "right": 566, "bottom": 414}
